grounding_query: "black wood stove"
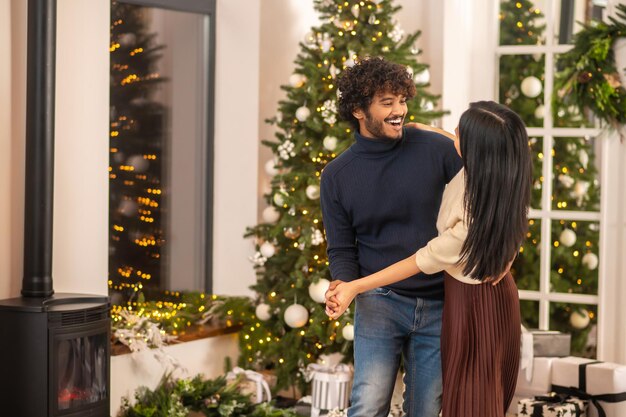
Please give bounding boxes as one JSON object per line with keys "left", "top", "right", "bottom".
{"left": 0, "top": 0, "right": 110, "bottom": 416}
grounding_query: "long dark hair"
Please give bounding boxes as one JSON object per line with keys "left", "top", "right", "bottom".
{"left": 457, "top": 101, "right": 532, "bottom": 281}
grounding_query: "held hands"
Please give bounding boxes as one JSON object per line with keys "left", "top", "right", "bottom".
{"left": 324, "top": 280, "right": 358, "bottom": 320}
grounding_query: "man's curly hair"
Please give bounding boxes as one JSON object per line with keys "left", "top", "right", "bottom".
{"left": 337, "top": 57, "right": 416, "bottom": 130}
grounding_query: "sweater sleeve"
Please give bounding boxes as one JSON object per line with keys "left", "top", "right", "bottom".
{"left": 320, "top": 171, "right": 360, "bottom": 282}
{"left": 414, "top": 202, "right": 467, "bottom": 275}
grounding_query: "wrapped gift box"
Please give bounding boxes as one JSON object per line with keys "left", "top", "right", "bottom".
{"left": 529, "top": 330, "right": 571, "bottom": 357}
{"left": 225, "top": 367, "right": 272, "bottom": 403}
{"left": 306, "top": 364, "right": 352, "bottom": 417}
{"left": 551, "top": 357, "right": 626, "bottom": 417}
{"left": 508, "top": 358, "right": 559, "bottom": 415}
{"left": 519, "top": 357, "right": 559, "bottom": 395}
{"left": 518, "top": 396, "right": 587, "bottom": 417}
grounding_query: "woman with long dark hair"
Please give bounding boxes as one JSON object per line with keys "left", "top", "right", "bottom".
{"left": 325, "top": 100, "right": 532, "bottom": 417}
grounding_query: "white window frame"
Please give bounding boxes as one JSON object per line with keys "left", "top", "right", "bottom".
{"left": 442, "top": 0, "right": 624, "bottom": 361}
{"left": 495, "top": 0, "right": 605, "bottom": 353}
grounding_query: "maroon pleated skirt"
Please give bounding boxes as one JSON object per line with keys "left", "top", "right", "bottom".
{"left": 441, "top": 272, "right": 520, "bottom": 417}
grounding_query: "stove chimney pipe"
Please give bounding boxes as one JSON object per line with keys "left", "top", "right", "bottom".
{"left": 22, "top": 0, "right": 56, "bottom": 298}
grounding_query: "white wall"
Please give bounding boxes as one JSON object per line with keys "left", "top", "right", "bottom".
{"left": 212, "top": 0, "right": 261, "bottom": 296}
{"left": 54, "top": 0, "right": 110, "bottom": 295}
{"left": 0, "top": 0, "right": 13, "bottom": 298}
{"left": 441, "top": 0, "right": 497, "bottom": 129}
{"left": 599, "top": 131, "right": 626, "bottom": 363}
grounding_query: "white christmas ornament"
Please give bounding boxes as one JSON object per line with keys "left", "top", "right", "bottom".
{"left": 570, "top": 309, "right": 590, "bottom": 329}
{"left": 342, "top": 324, "right": 355, "bottom": 341}
{"left": 273, "top": 192, "right": 286, "bottom": 206}
{"left": 582, "top": 252, "right": 599, "bottom": 270}
{"left": 118, "top": 33, "right": 137, "bottom": 47}
{"left": 344, "top": 51, "right": 357, "bottom": 68}
{"left": 284, "top": 304, "right": 309, "bottom": 328}
{"left": 306, "top": 185, "right": 321, "bottom": 200}
{"left": 264, "top": 159, "right": 279, "bottom": 176}
{"left": 559, "top": 229, "right": 577, "bottom": 247}
{"left": 127, "top": 155, "right": 149, "bottom": 173}
{"left": 350, "top": 3, "right": 360, "bottom": 17}
{"left": 579, "top": 150, "right": 589, "bottom": 169}
{"left": 296, "top": 106, "right": 311, "bottom": 122}
{"left": 311, "top": 228, "right": 325, "bottom": 246}
{"left": 255, "top": 303, "right": 271, "bottom": 321}
{"left": 262, "top": 206, "right": 280, "bottom": 223}
{"left": 289, "top": 73, "right": 307, "bottom": 88}
{"left": 321, "top": 39, "right": 333, "bottom": 53}
{"left": 323, "top": 136, "right": 338, "bottom": 151}
{"left": 308, "top": 279, "right": 330, "bottom": 303}
{"left": 571, "top": 181, "right": 590, "bottom": 206}
{"left": 260, "top": 242, "right": 276, "bottom": 258}
{"left": 413, "top": 68, "right": 430, "bottom": 85}
{"left": 521, "top": 76, "right": 542, "bottom": 98}
{"left": 558, "top": 174, "right": 575, "bottom": 188}
{"left": 534, "top": 104, "right": 545, "bottom": 119}
{"left": 118, "top": 200, "right": 138, "bottom": 217}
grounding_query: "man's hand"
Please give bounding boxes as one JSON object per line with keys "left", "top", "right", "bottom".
{"left": 325, "top": 280, "right": 358, "bottom": 319}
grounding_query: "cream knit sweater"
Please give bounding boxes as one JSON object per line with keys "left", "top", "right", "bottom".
{"left": 415, "top": 169, "right": 483, "bottom": 285}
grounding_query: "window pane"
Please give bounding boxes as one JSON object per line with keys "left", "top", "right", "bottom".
{"left": 499, "top": 0, "right": 547, "bottom": 45}
{"left": 499, "top": 54, "right": 545, "bottom": 128}
{"left": 554, "top": 0, "right": 606, "bottom": 45}
{"left": 109, "top": 4, "right": 212, "bottom": 299}
{"left": 550, "top": 220, "right": 599, "bottom": 295}
{"left": 550, "top": 302, "right": 597, "bottom": 357}
{"left": 552, "top": 137, "right": 601, "bottom": 212}
{"left": 530, "top": 136, "right": 543, "bottom": 209}
{"left": 553, "top": 54, "right": 599, "bottom": 128}
{"left": 513, "top": 219, "right": 541, "bottom": 291}
{"left": 520, "top": 300, "right": 540, "bottom": 328}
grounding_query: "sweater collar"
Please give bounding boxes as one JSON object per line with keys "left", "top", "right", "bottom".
{"left": 352, "top": 128, "right": 404, "bottom": 156}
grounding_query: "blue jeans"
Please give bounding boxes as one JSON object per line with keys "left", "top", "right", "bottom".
{"left": 348, "top": 288, "right": 443, "bottom": 417}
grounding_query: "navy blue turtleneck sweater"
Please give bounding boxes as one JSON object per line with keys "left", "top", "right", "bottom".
{"left": 320, "top": 127, "right": 462, "bottom": 299}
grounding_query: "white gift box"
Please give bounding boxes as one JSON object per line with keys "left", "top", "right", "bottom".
{"left": 508, "top": 358, "right": 559, "bottom": 415}
{"left": 306, "top": 363, "right": 352, "bottom": 417}
{"left": 225, "top": 367, "right": 272, "bottom": 404}
{"left": 519, "top": 357, "right": 558, "bottom": 395}
{"left": 551, "top": 357, "right": 626, "bottom": 417}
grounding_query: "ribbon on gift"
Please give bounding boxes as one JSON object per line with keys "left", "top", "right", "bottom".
{"left": 304, "top": 363, "right": 352, "bottom": 382}
{"left": 226, "top": 367, "right": 272, "bottom": 403}
{"left": 305, "top": 363, "right": 352, "bottom": 411}
{"left": 521, "top": 325, "right": 534, "bottom": 382}
{"left": 529, "top": 394, "right": 586, "bottom": 417}
{"left": 552, "top": 361, "right": 626, "bottom": 417}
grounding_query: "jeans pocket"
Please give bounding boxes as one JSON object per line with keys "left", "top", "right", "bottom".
{"left": 358, "top": 287, "right": 392, "bottom": 298}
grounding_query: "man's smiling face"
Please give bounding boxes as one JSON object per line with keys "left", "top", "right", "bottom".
{"left": 354, "top": 91, "right": 407, "bottom": 140}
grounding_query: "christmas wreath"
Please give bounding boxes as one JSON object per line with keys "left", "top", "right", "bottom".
{"left": 555, "top": 4, "right": 626, "bottom": 130}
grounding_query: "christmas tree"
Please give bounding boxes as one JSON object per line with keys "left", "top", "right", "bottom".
{"left": 240, "top": 0, "right": 443, "bottom": 391}
{"left": 499, "top": 0, "right": 600, "bottom": 356}
{"left": 109, "top": 2, "right": 167, "bottom": 302}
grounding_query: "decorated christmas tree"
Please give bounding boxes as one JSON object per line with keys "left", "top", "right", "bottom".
{"left": 499, "top": 0, "right": 600, "bottom": 356}
{"left": 239, "top": 0, "right": 443, "bottom": 391}
{"left": 109, "top": 2, "right": 167, "bottom": 302}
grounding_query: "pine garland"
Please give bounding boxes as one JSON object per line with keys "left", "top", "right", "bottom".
{"left": 117, "top": 373, "right": 297, "bottom": 417}
{"left": 555, "top": 4, "right": 626, "bottom": 128}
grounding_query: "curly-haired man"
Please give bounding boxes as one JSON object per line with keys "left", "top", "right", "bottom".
{"left": 320, "top": 57, "right": 462, "bottom": 417}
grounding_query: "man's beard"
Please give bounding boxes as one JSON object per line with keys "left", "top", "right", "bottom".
{"left": 363, "top": 112, "right": 403, "bottom": 140}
